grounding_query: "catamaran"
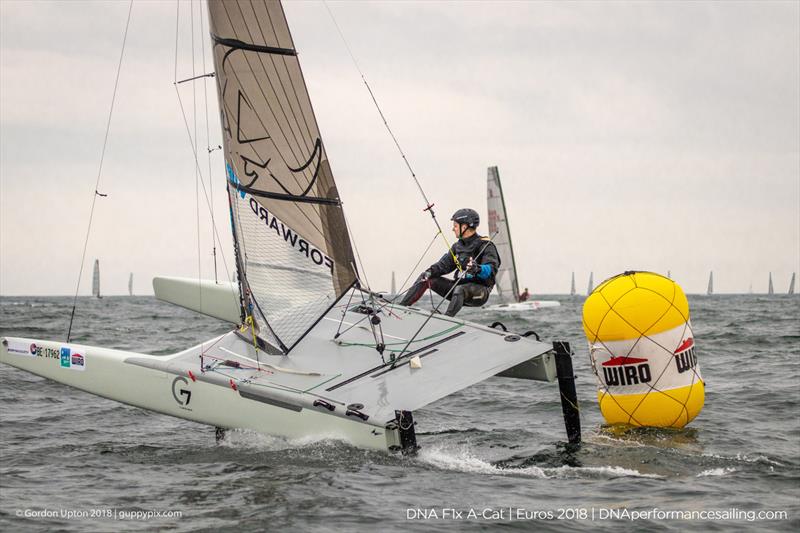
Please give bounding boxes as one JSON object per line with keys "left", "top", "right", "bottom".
{"left": 483, "top": 166, "right": 559, "bottom": 311}
{"left": 0, "top": 0, "right": 579, "bottom": 453}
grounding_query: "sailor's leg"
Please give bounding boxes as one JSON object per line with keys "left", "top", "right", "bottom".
{"left": 429, "top": 277, "right": 455, "bottom": 299}
{"left": 444, "top": 284, "right": 466, "bottom": 316}
{"left": 398, "top": 277, "right": 431, "bottom": 306}
{"left": 461, "top": 284, "right": 491, "bottom": 308}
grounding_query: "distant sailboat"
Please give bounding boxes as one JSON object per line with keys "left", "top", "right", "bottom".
{"left": 390, "top": 271, "right": 396, "bottom": 295}
{"left": 92, "top": 259, "right": 102, "bottom": 299}
{"left": 484, "top": 166, "right": 559, "bottom": 310}
{"left": 768, "top": 272, "right": 774, "bottom": 295}
{"left": 570, "top": 272, "right": 576, "bottom": 296}
{"left": 789, "top": 273, "right": 796, "bottom": 295}
{"left": 707, "top": 271, "right": 713, "bottom": 296}
{"left": 128, "top": 273, "right": 134, "bottom": 296}
{"left": 587, "top": 272, "right": 594, "bottom": 295}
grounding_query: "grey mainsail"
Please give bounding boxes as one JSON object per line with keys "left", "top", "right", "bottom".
{"left": 208, "top": 0, "right": 357, "bottom": 353}
{"left": 570, "top": 272, "right": 576, "bottom": 296}
{"left": 768, "top": 272, "right": 774, "bottom": 295}
{"left": 707, "top": 271, "right": 713, "bottom": 296}
{"left": 128, "top": 273, "right": 133, "bottom": 296}
{"left": 587, "top": 272, "right": 594, "bottom": 295}
{"left": 790, "top": 273, "right": 796, "bottom": 295}
{"left": 487, "top": 166, "right": 519, "bottom": 303}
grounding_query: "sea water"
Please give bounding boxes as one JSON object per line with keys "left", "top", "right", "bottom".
{"left": 0, "top": 294, "right": 798, "bottom": 531}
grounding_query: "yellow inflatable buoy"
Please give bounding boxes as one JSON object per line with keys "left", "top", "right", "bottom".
{"left": 582, "top": 271, "right": 704, "bottom": 428}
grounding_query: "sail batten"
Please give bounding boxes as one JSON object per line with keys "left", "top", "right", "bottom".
{"left": 208, "top": 0, "right": 357, "bottom": 353}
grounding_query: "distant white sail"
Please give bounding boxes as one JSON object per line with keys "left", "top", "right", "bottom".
{"left": 128, "top": 273, "right": 133, "bottom": 296}
{"left": 92, "top": 260, "right": 101, "bottom": 299}
{"left": 587, "top": 272, "right": 594, "bottom": 295}
{"left": 790, "top": 273, "right": 796, "bottom": 295}
{"left": 707, "top": 271, "right": 713, "bottom": 296}
{"left": 768, "top": 272, "right": 774, "bottom": 295}
{"left": 487, "top": 166, "right": 520, "bottom": 304}
{"left": 570, "top": 272, "right": 576, "bottom": 296}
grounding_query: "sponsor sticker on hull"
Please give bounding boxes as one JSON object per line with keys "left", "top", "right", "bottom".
{"left": 4, "top": 340, "right": 37, "bottom": 357}
{"left": 59, "top": 347, "right": 86, "bottom": 371}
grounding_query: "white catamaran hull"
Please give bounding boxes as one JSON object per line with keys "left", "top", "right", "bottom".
{"left": 0, "top": 335, "right": 396, "bottom": 451}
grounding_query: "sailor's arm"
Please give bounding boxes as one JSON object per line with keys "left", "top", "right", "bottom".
{"left": 467, "top": 242, "right": 500, "bottom": 281}
{"left": 427, "top": 247, "right": 457, "bottom": 278}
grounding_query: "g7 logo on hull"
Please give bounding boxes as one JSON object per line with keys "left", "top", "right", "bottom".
{"left": 172, "top": 376, "right": 193, "bottom": 411}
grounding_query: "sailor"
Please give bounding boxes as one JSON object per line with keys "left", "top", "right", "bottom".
{"left": 399, "top": 208, "right": 500, "bottom": 316}
{"left": 519, "top": 288, "right": 530, "bottom": 302}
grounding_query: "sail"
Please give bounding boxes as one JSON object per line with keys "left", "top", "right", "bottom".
{"left": 391, "top": 271, "right": 396, "bottom": 295}
{"left": 587, "top": 272, "right": 594, "bottom": 295}
{"left": 92, "top": 260, "right": 101, "bottom": 298}
{"left": 707, "top": 271, "right": 713, "bottom": 296}
{"left": 768, "top": 273, "right": 774, "bottom": 295}
{"left": 207, "top": 0, "right": 357, "bottom": 353}
{"left": 790, "top": 273, "right": 796, "bottom": 295}
{"left": 570, "top": 272, "right": 576, "bottom": 296}
{"left": 128, "top": 273, "right": 133, "bottom": 296}
{"left": 486, "top": 166, "right": 519, "bottom": 304}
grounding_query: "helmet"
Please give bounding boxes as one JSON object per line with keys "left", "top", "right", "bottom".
{"left": 451, "top": 208, "right": 480, "bottom": 228}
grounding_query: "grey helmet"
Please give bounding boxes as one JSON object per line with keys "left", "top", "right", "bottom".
{"left": 451, "top": 208, "right": 480, "bottom": 229}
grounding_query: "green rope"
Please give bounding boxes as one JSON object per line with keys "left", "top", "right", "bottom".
{"left": 335, "top": 323, "right": 462, "bottom": 351}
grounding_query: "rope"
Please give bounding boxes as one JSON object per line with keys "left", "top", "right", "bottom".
{"left": 172, "top": 0, "right": 238, "bottom": 318}
{"left": 333, "top": 232, "right": 439, "bottom": 340}
{"left": 393, "top": 231, "right": 499, "bottom": 363}
{"left": 199, "top": 4, "right": 219, "bottom": 284}
{"left": 66, "top": 0, "right": 133, "bottom": 343}
{"left": 322, "top": 1, "right": 461, "bottom": 273}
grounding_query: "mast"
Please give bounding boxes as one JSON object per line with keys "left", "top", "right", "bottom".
{"left": 207, "top": 0, "right": 357, "bottom": 353}
{"left": 768, "top": 272, "right": 774, "bottom": 295}
{"left": 790, "top": 273, "right": 796, "bottom": 295}
{"left": 707, "top": 271, "right": 713, "bottom": 296}
{"left": 486, "top": 166, "right": 519, "bottom": 303}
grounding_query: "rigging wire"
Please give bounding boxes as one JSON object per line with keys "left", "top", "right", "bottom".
{"left": 172, "top": 0, "right": 238, "bottom": 317}
{"left": 334, "top": 232, "right": 439, "bottom": 339}
{"left": 199, "top": 3, "right": 219, "bottom": 284}
{"left": 322, "top": 1, "right": 462, "bottom": 274}
{"left": 190, "top": 0, "right": 203, "bottom": 315}
{"left": 66, "top": 0, "right": 134, "bottom": 343}
{"left": 392, "top": 231, "right": 499, "bottom": 365}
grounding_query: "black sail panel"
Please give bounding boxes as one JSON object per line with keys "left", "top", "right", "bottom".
{"left": 208, "top": 0, "right": 357, "bottom": 352}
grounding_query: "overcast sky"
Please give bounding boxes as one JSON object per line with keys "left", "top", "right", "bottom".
{"left": 1, "top": 0, "right": 798, "bottom": 296}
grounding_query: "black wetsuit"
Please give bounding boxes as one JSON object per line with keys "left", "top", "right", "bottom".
{"left": 399, "top": 233, "right": 500, "bottom": 316}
